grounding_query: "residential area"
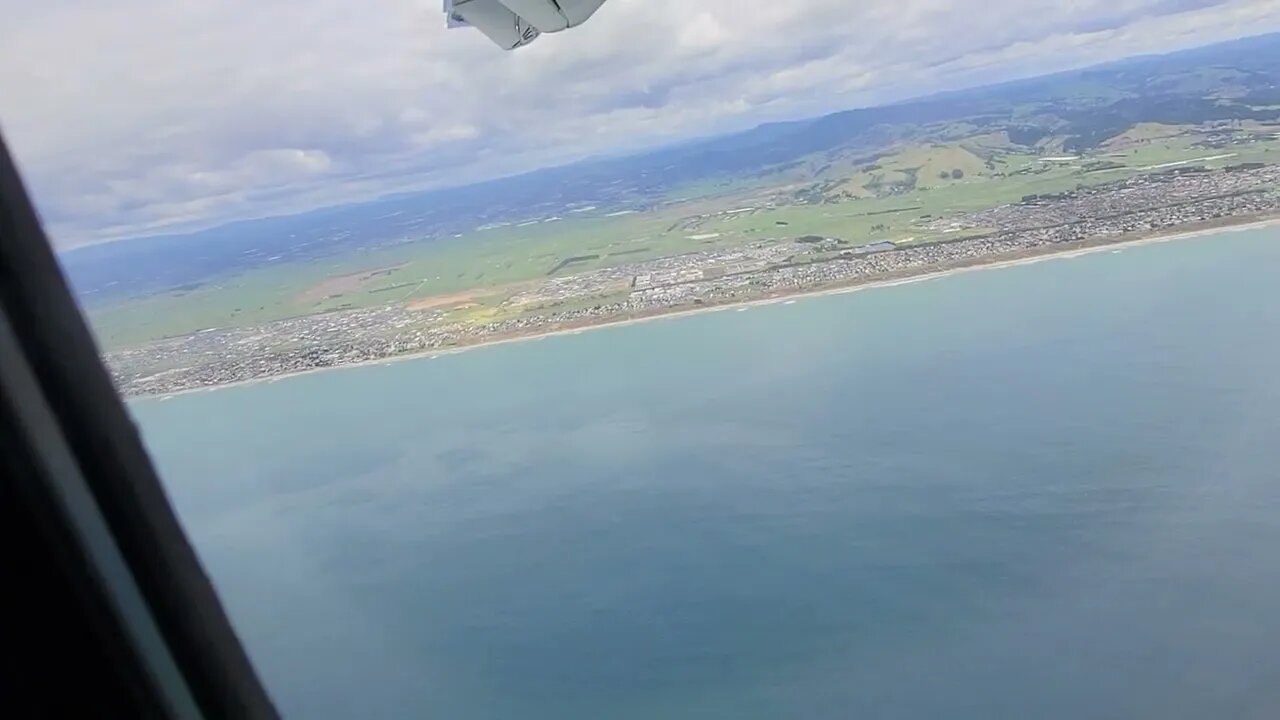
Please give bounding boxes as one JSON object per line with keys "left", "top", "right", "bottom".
{"left": 106, "top": 162, "right": 1280, "bottom": 396}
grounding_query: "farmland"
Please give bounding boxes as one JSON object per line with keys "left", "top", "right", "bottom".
{"left": 57, "top": 32, "right": 1280, "bottom": 393}
{"left": 84, "top": 123, "right": 1280, "bottom": 350}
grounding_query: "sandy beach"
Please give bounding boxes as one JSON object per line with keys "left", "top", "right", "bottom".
{"left": 140, "top": 214, "right": 1280, "bottom": 402}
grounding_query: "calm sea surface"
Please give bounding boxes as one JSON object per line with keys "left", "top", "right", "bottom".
{"left": 133, "top": 228, "right": 1280, "bottom": 719}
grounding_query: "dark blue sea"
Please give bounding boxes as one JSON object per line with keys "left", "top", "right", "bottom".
{"left": 134, "top": 227, "right": 1280, "bottom": 719}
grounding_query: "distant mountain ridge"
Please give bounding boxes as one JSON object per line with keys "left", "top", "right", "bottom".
{"left": 60, "top": 31, "right": 1280, "bottom": 305}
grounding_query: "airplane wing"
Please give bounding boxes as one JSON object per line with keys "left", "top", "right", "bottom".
{"left": 445, "top": 0, "right": 609, "bottom": 50}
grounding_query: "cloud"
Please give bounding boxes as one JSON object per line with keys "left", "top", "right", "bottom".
{"left": 0, "top": 0, "right": 1277, "bottom": 247}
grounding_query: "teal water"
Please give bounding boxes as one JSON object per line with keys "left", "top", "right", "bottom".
{"left": 134, "top": 228, "right": 1280, "bottom": 719}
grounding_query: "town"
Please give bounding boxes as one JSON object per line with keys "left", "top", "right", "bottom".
{"left": 106, "top": 163, "right": 1280, "bottom": 397}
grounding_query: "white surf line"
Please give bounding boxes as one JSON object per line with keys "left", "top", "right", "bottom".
{"left": 130, "top": 217, "right": 1280, "bottom": 402}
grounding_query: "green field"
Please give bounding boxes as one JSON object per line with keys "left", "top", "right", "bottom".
{"left": 86, "top": 125, "right": 1280, "bottom": 350}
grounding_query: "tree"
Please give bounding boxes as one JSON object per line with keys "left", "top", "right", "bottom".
{"left": 952, "top": 168, "right": 965, "bottom": 179}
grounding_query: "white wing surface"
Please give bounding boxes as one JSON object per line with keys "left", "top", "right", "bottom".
{"left": 446, "top": 0, "right": 609, "bottom": 50}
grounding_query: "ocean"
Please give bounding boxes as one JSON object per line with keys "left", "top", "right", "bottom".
{"left": 133, "top": 227, "right": 1280, "bottom": 719}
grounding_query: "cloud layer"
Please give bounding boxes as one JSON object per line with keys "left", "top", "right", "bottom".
{"left": 3, "top": 0, "right": 1280, "bottom": 246}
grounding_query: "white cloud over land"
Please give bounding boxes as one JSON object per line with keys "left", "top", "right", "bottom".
{"left": 3, "top": 0, "right": 1280, "bottom": 247}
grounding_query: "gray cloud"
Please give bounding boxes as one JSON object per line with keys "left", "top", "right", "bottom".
{"left": 1, "top": 0, "right": 1278, "bottom": 247}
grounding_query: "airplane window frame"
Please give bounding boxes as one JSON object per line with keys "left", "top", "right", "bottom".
{"left": 0, "top": 133, "right": 279, "bottom": 719}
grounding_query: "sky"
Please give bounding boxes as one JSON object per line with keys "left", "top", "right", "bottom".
{"left": 3, "top": 0, "right": 1280, "bottom": 248}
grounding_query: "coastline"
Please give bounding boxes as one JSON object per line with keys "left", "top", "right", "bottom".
{"left": 136, "top": 214, "right": 1280, "bottom": 402}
